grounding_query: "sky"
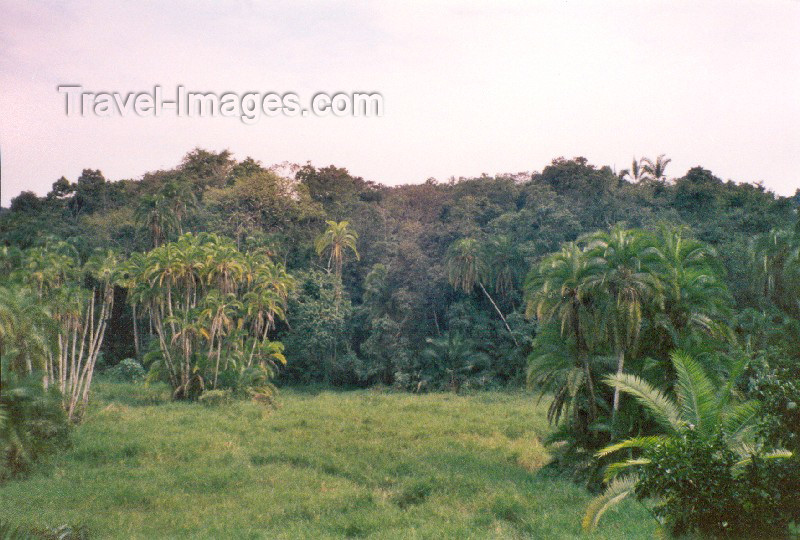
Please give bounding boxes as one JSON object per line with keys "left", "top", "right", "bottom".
{"left": 1, "top": 0, "right": 799, "bottom": 206}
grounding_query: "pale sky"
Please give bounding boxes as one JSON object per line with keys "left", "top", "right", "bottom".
{"left": 1, "top": 0, "right": 799, "bottom": 206}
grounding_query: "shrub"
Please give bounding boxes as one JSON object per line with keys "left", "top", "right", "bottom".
{"left": 751, "top": 364, "right": 800, "bottom": 453}
{"left": 106, "top": 358, "right": 146, "bottom": 382}
{"left": 1, "top": 372, "right": 70, "bottom": 480}
{"left": 198, "top": 389, "right": 233, "bottom": 406}
{"left": 584, "top": 351, "right": 796, "bottom": 535}
{"left": 636, "top": 430, "right": 797, "bottom": 537}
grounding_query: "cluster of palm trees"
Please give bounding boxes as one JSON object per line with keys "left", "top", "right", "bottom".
{"left": 0, "top": 242, "right": 118, "bottom": 421}
{"left": 525, "top": 224, "right": 800, "bottom": 533}
{"left": 122, "top": 232, "right": 294, "bottom": 400}
{"left": 523, "top": 225, "right": 733, "bottom": 444}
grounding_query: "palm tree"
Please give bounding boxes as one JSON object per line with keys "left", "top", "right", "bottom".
{"left": 420, "top": 333, "right": 489, "bottom": 393}
{"left": 619, "top": 157, "right": 646, "bottom": 183}
{"left": 485, "top": 235, "right": 522, "bottom": 302}
{"left": 650, "top": 226, "right": 733, "bottom": 363}
{"left": 200, "top": 291, "right": 242, "bottom": 388}
{"left": 525, "top": 242, "right": 605, "bottom": 428}
{"left": 0, "top": 286, "right": 53, "bottom": 377}
{"left": 583, "top": 350, "right": 778, "bottom": 532}
{"left": 749, "top": 228, "right": 800, "bottom": 314}
{"left": 641, "top": 154, "right": 672, "bottom": 183}
{"left": 583, "top": 226, "right": 662, "bottom": 418}
{"left": 203, "top": 241, "right": 247, "bottom": 295}
{"left": 128, "top": 232, "right": 291, "bottom": 401}
{"left": 160, "top": 179, "right": 197, "bottom": 234}
{"left": 315, "top": 220, "right": 359, "bottom": 278}
{"left": 447, "top": 238, "right": 517, "bottom": 344}
{"left": 135, "top": 194, "right": 178, "bottom": 248}
{"left": 120, "top": 252, "right": 149, "bottom": 358}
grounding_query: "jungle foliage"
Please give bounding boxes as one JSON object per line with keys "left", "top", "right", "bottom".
{"left": 2, "top": 150, "right": 799, "bottom": 534}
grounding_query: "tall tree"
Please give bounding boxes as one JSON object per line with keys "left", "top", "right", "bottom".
{"left": 315, "top": 220, "right": 359, "bottom": 278}
{"left": 583, "top": 225, "right": 662, "bottom": 418}
{"left": 641, "top": 154, "right": 672, "bottom": 182}
{"left": 447, "top": 238, "right": 516, "bottom": 344}
{"left": 525, "top": 242, "right": 605, "bottom": 428}
{"left": 619, "top": 157, "right": 646, "bottom": 183}
{"left": 135, "top": 194, "right": 178, "bottom": 248}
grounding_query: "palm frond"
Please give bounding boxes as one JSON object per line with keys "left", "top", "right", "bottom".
{"left": 734, "top": 449, "right": 793, "bottom": 470}
{"left": 604, "top": 458, "right": 651, "bottom": 481}
{"left": 671, "top": 350, "right": 717, "bottom": 433}
{"left": 722, "top": 400, "right": 761, "bottom": 441}
{"left": 596, "top": 435, "right": 668, "bottom": 458}
{"left": 604, "top": 373, "right": 682, "bottom": 432}
{"left": 582, "top": 475, "right": 638, "bottom": 532}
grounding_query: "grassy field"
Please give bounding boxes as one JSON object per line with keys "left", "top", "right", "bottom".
{"left": 1, "top": 381, "right": 655, "bottom": 539}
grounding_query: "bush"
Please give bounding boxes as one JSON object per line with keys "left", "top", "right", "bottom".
{"left": 1, "top": 373, "right": 70, "bottom": 480}
{"left": 636, "top": 430, "right": 797, "bottom": 537}
{"left": 751, "top": 364, "right": 800, "bottom": 452}
{"left": 198, "top": 389, "right": 233, "bottom": 406}
{"left": 106, "top": 358, "right": 145, "bottom": 383}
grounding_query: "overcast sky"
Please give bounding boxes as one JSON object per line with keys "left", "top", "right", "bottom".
{"left": 1, "top": 0, "right": 799, "bottom": 206}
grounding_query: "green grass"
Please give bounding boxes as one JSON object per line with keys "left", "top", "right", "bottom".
{"left": 0, "top": 381, "right": 655, "bottom": 538}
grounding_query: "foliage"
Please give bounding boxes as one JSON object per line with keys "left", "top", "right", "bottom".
{"left": 525, "top": 224, "right": 735, "bottom": 477}
{"left": 105, "top": 358, "right": 146, "bottom": 383}
{"left": 0, "top": 370, "right": 70, "bottom": 481}
{"left": 281, "top": 270, "right": 353, "bottom": 385}
{"left": 584, "top": 351, "right": 792, "bottom": 535}
{"left": 632, "top": 430, "right": 797, "bottom": 538}
{"left": 2, "top": 150, "right": 795, "bottom": 395}
{"left": 124, "top": 233, "right": 293, "bottom": 401}
{"left": 418, "top": 332, "right": 491, "bottom": 393}
{"left": 314, "top": 220, "right": 359, "bottom": 277}
{"left": 0, "top": 242, "right": 118, "bottom": 421}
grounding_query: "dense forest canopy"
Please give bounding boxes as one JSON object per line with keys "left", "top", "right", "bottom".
{"left": 2, "top": 149, "right": 797, "bottom": 387}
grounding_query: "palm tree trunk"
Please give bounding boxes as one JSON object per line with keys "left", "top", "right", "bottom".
{"left": 573, "top": 313, "right": 598, "bottom": 425}
{"left": 478, "top": 281, "right": 517, "bottom": 346}
{"left": 213, "top": 336, "right": 222, "bottom": 389}
{"left": 612, "top": 348, "right": 624, "bottom": 418}
{"left": 132, "top": 303, "right": 140, "bottom": 359}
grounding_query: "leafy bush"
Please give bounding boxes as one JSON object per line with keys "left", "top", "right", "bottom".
{"left": 198, "top": 389, "right": 233, "bottom": 406}
{"left": 106, "top": 358, "right": 146, "bottom": 382}
{"left": 751, "top": 364, "right": 800, "bottom": 453}
{"left": 636, "top": 430, "right": 797, "bottom": 537}
{"left": 585, "top": 351, "right": 797, "bottom": 536}
{"left": 1, "top": 372, "right": 70, "bottom": 480}
{"left": 635, "top": 430, "right": 741, "bottom": 537}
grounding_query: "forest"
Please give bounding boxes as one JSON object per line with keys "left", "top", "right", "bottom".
{"left": 1, "top": 149, "right": 799, "bottom": 537}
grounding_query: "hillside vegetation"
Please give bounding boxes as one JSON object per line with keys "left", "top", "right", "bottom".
{"left": 2, "top": 151, "right": 799, "bottom": 537}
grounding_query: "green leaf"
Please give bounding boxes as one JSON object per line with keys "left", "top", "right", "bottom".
{"left": 582, "top": 475, "right": 638, "bottom": 532}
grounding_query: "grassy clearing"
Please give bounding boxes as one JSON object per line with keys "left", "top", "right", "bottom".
{"left": 1, "top": 381, "right": 655, "bottom": 538}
